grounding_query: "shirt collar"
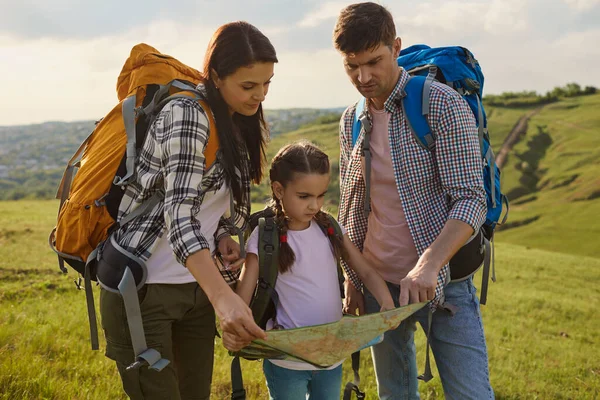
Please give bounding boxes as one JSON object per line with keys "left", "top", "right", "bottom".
{"left": 380, "top": 67, "right": 410, "bottom": 114}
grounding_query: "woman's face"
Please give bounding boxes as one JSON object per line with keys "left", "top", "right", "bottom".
{"left": 214, "top": 62, "right": 275, "bottom": 116}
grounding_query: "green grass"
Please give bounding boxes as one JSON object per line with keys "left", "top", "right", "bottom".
{"left": 1, "top": 200, "right": 599, "bottom": 399}
{"left": 494, "top": 94, "right": 600, "bottom": 258}
{"left": 2, "top": 93, "right": 599, "bottom": 399}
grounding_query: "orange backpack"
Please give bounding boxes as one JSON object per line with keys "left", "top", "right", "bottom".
{"left": 48, "top": 43, "right": 219, "bottom": 349}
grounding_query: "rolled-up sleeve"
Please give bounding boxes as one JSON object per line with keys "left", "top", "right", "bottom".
{"left": 157, "top": 99, "right": 211, "bottom": 265}
{"left": 435, "top": 93, "right": 487, "bottom": 232}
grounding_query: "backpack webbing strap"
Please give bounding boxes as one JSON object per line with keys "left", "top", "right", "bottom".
{"left": 114, "top": 95, "right": 138, "bottom": 187}
{"left": 343, "top": 351, "right": 366, "bottom": 400}
{"left": 230, "top": 356, "right": 246, "bottom": 400}
{"left": 231, "top": 192, "right": 246, "bottom": 259}
{"left": 479, "top": 237, "right": 492, "bottom": 305}
{"left": 417, "top": 308, "right": 434, "bottom": 382}
{"left": 118, "top": 191, "right": 163, "bottom": 228}
{"left": 54, "top": 131, "right": 93, "bottom": 273}
{"left": 118, "top": 266, "right": 170, "bottom": 372}
{"left": 252, "top": 217, "right": 279, "bottom": 326}
{"left": 84, "top": 249, "right": 99, "bottom": 350}
{"left": 475, "top": 94, "right": 485, "bottom": 152}
{"left": 359, "top": 112, "right": 373, "bottom": 218}
{"left": 485, "top": 146, "right": 497, "bottom": 208}
{"left": 352, "top": 98, "right": 367, "bottom": 148}
{"left": 325, "top": 215, "right": 347, "bottom": 297}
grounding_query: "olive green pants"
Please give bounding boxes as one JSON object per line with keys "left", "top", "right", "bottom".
{"left": 100, "top": 282, "right": 216, "bottom": 400}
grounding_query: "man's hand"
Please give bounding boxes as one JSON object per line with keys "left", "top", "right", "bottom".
{"left": 213, "top": 290, "right": 266, "bottom": 352}
{"left": 342, "top": 279, "right": 365, "bottom": 316}
{"left": 218, "top": 235, "right": 244, "bottom": 271}
{"left": 399, "top": 262, "right": 439, "bottom": 306}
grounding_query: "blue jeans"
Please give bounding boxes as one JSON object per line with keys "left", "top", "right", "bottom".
{"left": 263, "top": 359, "right": 343, "bottom": 400}
{"left": 364, "top": 278, "right": 494, "bottom": 400}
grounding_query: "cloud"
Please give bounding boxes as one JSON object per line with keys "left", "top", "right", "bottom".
{"left": 0, "top": 20, "right": 217, "bottom": 125}
{"left": 0, "top": 0, "right": 599, "bottom": 126}
{"left": 297, "top": 1, "right": 349, "bottom": 28}
{"left": 563, "top": 0, "right": 600, "bottom": 11}
{"left": 392, "top": 0, "right": 528, "bottom": 39}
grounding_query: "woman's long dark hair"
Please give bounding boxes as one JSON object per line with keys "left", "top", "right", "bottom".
{"left": 269, "top": 141, "right": 347, "bottom": 273}
{"left": 202, "top": 21, "right": 277, "bottom": 203}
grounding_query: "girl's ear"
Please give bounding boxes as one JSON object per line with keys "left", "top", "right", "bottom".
{"left": 272, "top": 181, "right": 284, "bottom": 200}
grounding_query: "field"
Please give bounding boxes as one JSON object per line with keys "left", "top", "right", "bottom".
{"left": 1, "top": 200, "right": 599, "bottom": 399}
{"left": 2, "top": 94, "right": 600, "bottom": 399}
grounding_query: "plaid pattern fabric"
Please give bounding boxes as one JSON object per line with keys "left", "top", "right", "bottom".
{"left": 115, "top": 91, "right": 250, "bottom": 284}
{"left": 338, "top": 68, "right": 486, "bottom": 307}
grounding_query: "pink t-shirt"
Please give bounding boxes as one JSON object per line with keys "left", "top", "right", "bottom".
{"left": 246, "top": 219, "right": 344, "bottom": 370}
{"left": 362, "top": 105, "right": 419, "bottom": 284}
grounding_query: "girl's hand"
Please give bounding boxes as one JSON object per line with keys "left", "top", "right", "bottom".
{"left": 218, "top": 235, "right": 245, "bottom": 271}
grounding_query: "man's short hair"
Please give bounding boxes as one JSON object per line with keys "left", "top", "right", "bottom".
{"left": 333, "top": 2, "right": 396, "bottom": 54}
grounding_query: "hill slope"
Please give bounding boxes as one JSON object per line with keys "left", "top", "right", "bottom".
{"left": 254, "top": 94, "right": 600, "bottom": 259}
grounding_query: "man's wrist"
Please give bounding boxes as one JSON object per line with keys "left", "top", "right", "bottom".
{"left": 416, "top": 249, "right": 445, "bottom": 273}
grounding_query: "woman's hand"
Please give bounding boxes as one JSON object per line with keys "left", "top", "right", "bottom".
{"left": 213, "top": 289, "right": 266, "bottom": 351}
{"left": 218, "top": 235, "right": 245, "bottom": 271}
{"left": 379, "top": 300, "right": 396, "bottom": 312}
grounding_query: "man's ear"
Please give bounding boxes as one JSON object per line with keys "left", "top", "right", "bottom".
{"left": 393, "top": 37, "right": 402, "bottom": 58}
{"left": 272, "top": 181, "right": 284, "bottom": 200}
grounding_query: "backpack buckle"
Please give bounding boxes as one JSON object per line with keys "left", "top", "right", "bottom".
{"left": 231, "top": 389, "right": 246, "bottom": 400}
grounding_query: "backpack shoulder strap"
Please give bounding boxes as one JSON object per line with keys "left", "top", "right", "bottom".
{"left": 197, "top": 99, "right": 219, "bottom": 169}
{"left": 351, "top": 98, "right": 367, "bottom": 148}
{"left": 402, "top": 74, "right": 436, "bottom": 151}
{"left": 325, "top": 214, "right": 346, "bottom": 299}
{"left": 252, "top": 216, "right": 280, "bottom": 326}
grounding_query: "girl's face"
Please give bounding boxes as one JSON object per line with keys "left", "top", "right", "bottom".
{"left": 214, "top": 62, "right": 275, "bottom": 116}
{"left": 273, "top": 172, "right": 330, "bottom": 230}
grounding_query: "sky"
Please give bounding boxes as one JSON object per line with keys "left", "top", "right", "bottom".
{"left": 1, "top": 0, "right": 599, "bottom": 126}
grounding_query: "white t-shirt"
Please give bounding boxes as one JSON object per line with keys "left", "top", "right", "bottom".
{"left": 246, "top": 219, "right": 345, "bottom": 370}
{"left": 145, "top": 184, "right": 230, "bottom": 284}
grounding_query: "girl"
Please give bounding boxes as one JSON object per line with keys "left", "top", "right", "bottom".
{"left": 236, "top": 141, "right": 395, "bottom": 400}
{"left": 99, "top": 22, "right": 276, "bottom": 400}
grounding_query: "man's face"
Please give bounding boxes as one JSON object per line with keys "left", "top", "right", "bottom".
{"left": 342, "top": 38, "right": 401, "bottom": 101}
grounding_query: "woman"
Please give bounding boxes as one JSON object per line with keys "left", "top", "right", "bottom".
{"left": 99, "top": 21, "right": 277, "bottom": 399}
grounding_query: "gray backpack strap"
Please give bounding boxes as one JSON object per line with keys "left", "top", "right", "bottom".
{"left": 358, "top": 111, "right": 373, "bottom": 218}
{"left": 84, "top": 249, "right": 100, "bottom": 350}
{"left": 417, "top": 308, "right": 434, "bottom": 382}
{"left": 231, "top": 192, "right": 246, "bottom": 259}
{"left": 118, "top": 191, "right": 163, "bottom": 228}
{"left": 113, "top": 95, "right": 138, "bottom": 187}
{"left": 479, "top": 237, "right": 492, "bottom": 305}
{"left": 99, "top": 235, "right": 169, "bottom": 371}
{"left": 118, "top": 266, "right": 169, "bottom": 372}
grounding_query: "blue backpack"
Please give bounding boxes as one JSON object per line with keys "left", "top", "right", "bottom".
{"left": 351, "top": 45, "right": 509, "bottom": 304}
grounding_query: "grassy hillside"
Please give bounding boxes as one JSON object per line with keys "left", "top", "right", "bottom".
{"left": 494, "top": 94, "right": 600, "bottom": 258}
{"left": 254, "top": 94, "right": 600, "bottom": 259}
{"left": 0, "top": 200, "right": 598, "bottom": 399}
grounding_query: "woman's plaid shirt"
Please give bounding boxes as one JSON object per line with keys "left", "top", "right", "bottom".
{"left": 114, "top": 94, "right": 250, "bottom": 284}
{"left": 338, "top": 68, "right": 487, "bottom": 306}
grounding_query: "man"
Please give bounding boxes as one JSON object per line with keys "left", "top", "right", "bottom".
{"left": 333, "top": 3, "right": 494, "bottom": 399}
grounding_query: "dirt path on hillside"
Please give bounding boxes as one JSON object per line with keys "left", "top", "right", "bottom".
{"left": 495, "top": 107, "right": 543, "bottom": 169}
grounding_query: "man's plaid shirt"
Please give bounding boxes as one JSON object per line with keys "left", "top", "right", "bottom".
{"left": 338, "top": 68, "right": 487, "bottom": 306}
{"left": 114, "top": 90, "right": 249, "bottom": 284}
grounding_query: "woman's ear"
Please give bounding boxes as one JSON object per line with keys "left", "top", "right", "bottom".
{"left": 272, "top": 181, "right": 284, "bottom": 200}
{"left": 211, "top": 68, "right": 222, "bottom": 89}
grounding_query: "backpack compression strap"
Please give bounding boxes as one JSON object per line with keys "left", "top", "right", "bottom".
{"left": 230, "top": 216, "right": 279, "bottom": 400}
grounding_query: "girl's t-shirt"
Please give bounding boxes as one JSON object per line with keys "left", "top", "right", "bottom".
{"left": 246, "top": 219, "right": 345, "bottom": 370}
